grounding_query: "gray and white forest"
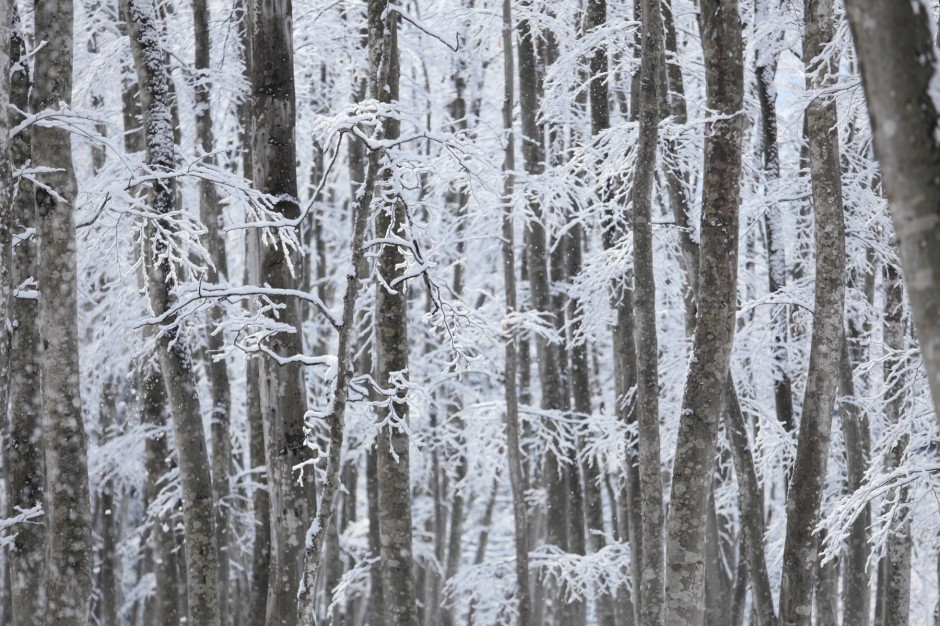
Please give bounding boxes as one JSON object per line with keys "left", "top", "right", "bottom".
{"left": 1, "top": 0, "right": 939, "bottom": 625}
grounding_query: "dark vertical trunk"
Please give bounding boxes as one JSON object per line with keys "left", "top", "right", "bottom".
{"left": 501, "top": 1, "right": 531, "bottom": 622}
{"left": 4, "top": 13, "right": 45, "bottom": 623}
{"left": 125, "top": 0, "right": 221, "bottom": 621}
{"left": 193, "top": 0, "right": 232, "bottom": 615}
{"left": 663, "top": 0, "right": 744, "bottom": 623}
{"left": 31, "top": 0, "right": 94, "bottom": 619}
{"left": 777, "top": 1, "right": 846, "bottom": 622}
{"left": 247, "top": 0, "right": 309, "bottom": 616}
{"left": 843, "top": 0, "right": 940, "bottom": 424}
{"left": 880, "top": 264, "right": 912, "bottom": 626}
{"left": 632, "top": 0, "right": 666, "bottom": 622}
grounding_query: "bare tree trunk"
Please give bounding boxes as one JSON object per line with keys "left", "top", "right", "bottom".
{"left": 842, "top": 0, "right": 940, "bottom": 424}
{"left": 777, "top": 2, "right": 846, "bottom": 624}
{"left": 125, "top": 0, "right": 221, "bottom": 622}
{"left": 754, "top": 0, "right": 795, "bottom": 435}
{"left": 880, "top": 264, "right": 912, "bottom": 626}
{"left": 501, "top": 2, "right": 531, "bottom": 623}
{"left": 4, "top": 14, "right": 45, "bottom": 623}
{"left": 140, "top": 361, "right": 183, "bottom": 626}
{"left": 0, "top": 0, "right": 12, "bottom": 461}
{"left": 840, "top": 331, "right": 871, "bottom": 626}
{"left": 813, "top": 545, "right": 839, "bottom": 626}
{"left": 632, "top": 0, "right": 666, "bottom": 622}
{"left": 94, "top": 383, "right": 121, "bottom": 626}
{"left": 192, "top": 0, "right": 232, "bottom": 615}
{"left": 246, "top": 0, "right": 310, "bottom": 617}
{"left": 663, "top": 0, "right": 744, "bottom": 623}
{"left": 31, "top": 0, "right": 94, "bottom": 619}
{"left": 724, "top": 379, "right": 776, "bottom": 626}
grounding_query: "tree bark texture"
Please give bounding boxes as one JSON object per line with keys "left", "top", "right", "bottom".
{"left": 843, "top": 0, "right": 940, "bottom": 426}
{"left": 880, "top": 264, "right": 912, "bottom": 626}
{"left": 501, "top": 0, "right": 531, "bottom": 621}
{"left": 31, "top": 0, "right": 95, "bottom": 619}
{"left": 632, "top": 0, "right": 666, "bottom": 623}
{"left": 777, "top": 1, "right": 846, "bottom": 623}
{"left": 247, "top": 0, "right": 310, "bottom": 618}
{"left": 663, "top": 0, "right": 744, "bottom": 623}
{"left": 5, "top": 13, "right": 46, "bottom": 623}
{"left": 192, "top": 0, "right": 233, "bottom": 615}
{"left": 125, "top": 0, "right": 221, "bottom": 622}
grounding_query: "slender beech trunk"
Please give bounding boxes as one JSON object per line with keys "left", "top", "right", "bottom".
{"left": 5, "top": 14, "right": 45, "bottom": 624}
{"left": 663, "top": 0, "right": 744, "bottom": 623}
{"left": 247, "top": 0, "right": 309, "bottom": 617}
{"left": 814, "top": 545, "right": 839, "bottom": 626}
{"left": 842, "top": 0, "right": 940, "bottom": 424}
{"left": 777, "top": 1, "right": 846, "bottom": 622}
{"left": 193, "top": 0, "right": 232, "bottom": 615}
{"left": 880, "top": 265, "right": 912, "bottom": 626}
{"left": 31, "top": 0, "right": 94, "bottom": 619}
{"left": 754, "top": 0, "right": 795, "bottom": 435}
{"left": 0, "top": 0, "right": 11, "bottom": 454}
{"left": 501, "top": 2, "right": 531, "bottom": 623}
{"left": 296, "top": 103, "right": 373, "bottom": 626}
{"left": 840, "top": 330, "right": 871, "bottom": 626}
{"left": 125, "top": 0, "right": 221, "bottom": 622}
{"left": 632, "top": 0, "right": 666, "bottom": 623}
{"left": 355, "top": 4, "right": 419, "bottom": 626}
{"left": 95, "top": 384, "right": 120, "bottom": 626}
{"left": 141, "top": 360, "right": 183, "bottom": 625}
{"left": 724, "top": 379, "right": 776, "bottom": 626}
{"left": 517, "top": 12, "right": 572, "bottom": 606}
{"left": 579, "top": 4, "right": 616, "bottom": 625}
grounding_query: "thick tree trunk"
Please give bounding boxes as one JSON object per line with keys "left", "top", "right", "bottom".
{"left": 0, "top": 0, "right": 11, "bottom": 464}
{"left": 842, "top": 0, "right": 940, "bottom": 424}
{"left": 880, "top": 264, "right": 912, "bottom": 626}
{"left": 663, "top": 0, "right": 744, "bottom": 623}
{"left": 31, "top": 0, "right": 95, "bottom": 619}
{"left": 125, "top": 0, "right": 221, "bottom": 622}
{"left": 4, "top": 15, "right": 45, "bottom": 624}
{"left": 247, "top": 0, "right": 310, "bottom": 618}
{"left": 632, "top": 0, "right": 666, "bottom": 623}
{"left": 501, "top": 2, "right": 531, "bottom": 623}
{"left": 777, "top": 1, "right": 846, "bottom": 623}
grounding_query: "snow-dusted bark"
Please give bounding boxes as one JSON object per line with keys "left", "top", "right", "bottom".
{"left": 663, "top": 0, "right": 744, "bottom": 623}
{"left": 5, "top": 13, "right": 46, "bottom": 624}
{"left": 880, "top": 264, "right": 912, "bottom": 626}
{"left": 500, "top": 0, "right": 531, "bottom": 622}
{"left": 843, "top": 0, "right": 940, "bottom": 426}
{"left": 777, "top": 0, "right": 846, "bottom": 623}
{"left": 192, "top": 0, "right": 233, "bottom": 614}
{"left": 246, "top": 0, "right": 309, "bottom": 617}
{"left": 31, "top": 0, "right": 95, "bottom": 619}
{"left": 632, "top": 0, "right": 666, "bottom": 623}
{"left": 125, "top": 0, "right": 220, "bottom": 622}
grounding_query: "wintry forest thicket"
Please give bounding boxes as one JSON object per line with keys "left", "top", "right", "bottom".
{"left": 3, "top": 0, "right": 940, "bottom": 625}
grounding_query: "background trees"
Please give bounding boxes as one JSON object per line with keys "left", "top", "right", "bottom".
{"left": 2, "top": 1, "right": 940, "bottom": 626}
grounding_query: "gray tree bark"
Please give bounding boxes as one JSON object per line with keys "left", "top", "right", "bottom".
{"left": 192, "top": 0, "right": 233, "bottom": 616}
{"left": 5, "top": 12, "right": 45, "bottom": 623}
{"left": 369, "top": 5, "right": 417, "bottom": 625}
{"left": 880, "top": 264, "right": 912, "bottom": 626}
{"left": 246, "top": 0, "right": 310, "bottom": 617}
{"left": 501, "top": 0, "right": 531, "bottom": 622}
{"left": 31, "top": 0, "right": 95, "bottom": 619}
{"left": 842, "top": 0, "right": 940, "bottom": 425}
{"left": 777, "top": 1, "right": 846, "bottom": 623}
{"left": 632, "top": 0, "right": 666, "bottom": 623}
{"left": 754, "top": 0, "right": 795, "bottom": 435}
{"left": 125, "top": 0, "right": 221, "bottom": 622}
{"left": 662, "top": 0, "right": 744, "bottom": 623}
